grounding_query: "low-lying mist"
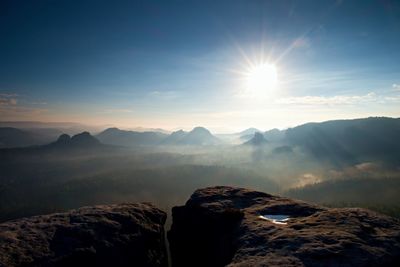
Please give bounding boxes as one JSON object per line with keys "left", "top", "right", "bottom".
{"left": 1, "top": 117, "right": 400, "bottom": 222}
{"left": 1, "top": 140, "right": 399, "bottom": 224}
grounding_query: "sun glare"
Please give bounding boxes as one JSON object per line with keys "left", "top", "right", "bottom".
{"left": 246, "top": 63, "right": 278, "bottom": 93}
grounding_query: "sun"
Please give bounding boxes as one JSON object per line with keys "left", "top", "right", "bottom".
{"left": 245, "top": 63, "right": 278, "bottom": 93}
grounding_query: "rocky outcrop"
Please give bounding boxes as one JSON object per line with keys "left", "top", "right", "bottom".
{"left": 50, "top": 132, "right": 101, "bottom": 148}
{"left": 168, "top": 186, "right": 400, "bottom": 267}
{"left": 0, "top": 203, "right": 167, "bottom": 267}
{"left": 2, "top": 187, "right": 400, "bottom": 267}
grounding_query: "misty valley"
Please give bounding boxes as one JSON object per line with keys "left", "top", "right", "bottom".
{"left": 2, "top": 1, "right": 400, "bottom": 265}
{"left": 1, "top": 117, "right": 399, "bottom": 224}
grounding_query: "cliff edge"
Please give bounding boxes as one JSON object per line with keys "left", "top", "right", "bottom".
{"left": 0, "top": 203, "right": 167, "bottom": 267}
{"left": 168, "top": 186, "right": 400, "bottom": 267}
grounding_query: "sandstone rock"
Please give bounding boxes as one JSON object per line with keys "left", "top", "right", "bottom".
{"left": 0, "top": 203, "right": 167, "bottom": 267}
{"left": 168, "top": 186, "right": 400, "bottom": 267}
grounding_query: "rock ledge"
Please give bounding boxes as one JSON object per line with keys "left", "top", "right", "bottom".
{"left": 168, "top": 186, "right": 400, "bottom": 267}
{"left": 0, "top": 203, "right": 167, "bottom": 267}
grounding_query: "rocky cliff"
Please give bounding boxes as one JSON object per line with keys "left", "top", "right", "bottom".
{"left": 0, "top": 203, "right": 167, "bottom": 267}
{"left": 168, "top": 186, "right": 400, "bottom": 267}
{"left": 1, "top": 187, "right": 399, "bottom": 267}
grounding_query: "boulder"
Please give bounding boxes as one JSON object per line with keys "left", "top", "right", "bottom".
{"left": 168, "top": 186, "right": 400, "bottom": 267}
{"left": 0, "top": 203, "right": 167, "bottom": 267}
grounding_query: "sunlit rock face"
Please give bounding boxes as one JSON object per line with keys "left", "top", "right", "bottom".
{"left": 0, "top": 203, "right": 167, "bottom": 267}
{"left": 168, "top": 186, "right": 400, "bottom": 267}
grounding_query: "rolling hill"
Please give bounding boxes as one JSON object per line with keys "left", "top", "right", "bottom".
{"left": 0, "top": 127, "right": 52, "bottom": 148}
{"left": 285, "top": 117, "right": 400, "bottom": 166}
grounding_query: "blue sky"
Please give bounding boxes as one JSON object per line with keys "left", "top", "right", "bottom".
{"left": 0, "top": 0, "right": 399, "bottom": 132}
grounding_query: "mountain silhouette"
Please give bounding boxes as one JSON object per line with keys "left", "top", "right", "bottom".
{"left": 161, "top": 127, "right": 220, "bottom": 146}
{"left": 55, "top": 133, "right": 71, "bottom": 145}
{"left": 48, "top": 132, "right": 102, "bottom": 148}
{"left": 264, "top": 128, "right": 285, "bottom": 142}
{"left": 178, "top": 127, "right": 220, "bottom": 145}
{"left": 0, "top": 127, "right": 51, "bottom": 148}
{"left": 237, "top": 128, "right": 262, "bottom": 142}
{"left": 161, "top": 130, "right": 187, "bottom": 145}
{"left": 237, "top": 128, "right": 261, "bottom": 136}
{"left": 0, "top": 132, "right": 106, "bottom": 158}
{"left": 285, "top": 117, "right": 400, "bottom": 166}
{"left": 243, "top": 132, "right": 268, "bottom": 146}
{"left": 96, "top": 128, "right": 167, "bottom": 147}
{"left": 70, "top": 132, "right": 101, "bottom": 146}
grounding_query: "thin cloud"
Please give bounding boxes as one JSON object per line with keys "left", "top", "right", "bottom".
{"left": 275, "top": 92, "right": 377, "bottom": 105}
{"left": 392, "top": 84, "right": 400, "bottom": 91}
{"left": 0, "top": 105, "right": 48, "bottom": 117}
{"left": 149, "top": 90, "right": 179, "bottom": 100}
{"left": 0, "top": 94, "right": 18, "bottom": 106}
{"left": 99, "top": 109, "right": 134, "bottom": 114}
{"left": 0, "top": 93, "right": 19, "bottom": 97}
{"left": 0, "top": 93, "right": 48, "bottom": 118}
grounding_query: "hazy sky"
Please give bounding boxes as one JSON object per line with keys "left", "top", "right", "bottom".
{"left": 1, "top": 0, "right": 400, "bottom": 132}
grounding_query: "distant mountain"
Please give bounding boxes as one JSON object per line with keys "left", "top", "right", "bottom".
{"left": 243, "top": 132, "right": 268, "bottom": 146}
{"left": 264, "top": 128, "right": 285, "bottom": 142}
{"left": 161, "top": 130, "right": 187, "bottom": 145}
{"left": 51, "top": 132, "right": 101, "bottom": 148}
{"left": 238, "top": 129, "right": 265, "bottom": 142}
{"left": 162, "top": 127, "right": 220, "bottom": 146}
{"left": 239, "top": 133, "right": 255, "bottom": 141}
{"left": 37, "top": 132, "right": 103, "bottom": 152}
{"left": 177, "top": 127, "right": 220, "bottom": 146}
{"left": 0, "top": 121, "right": 102, "bottom": 134}
{"left": 128, "top": 127, "right": 170, "bottom": 134}
{"left": 96, "top": 128, "right": 168, "bottom": 147}
{"left": 237, "top": 128, "right": 261, "bottom": 136}
{"left": 95, "top": 127, "right": 221, "bottom": 147}
{"left": 0, "top": 127, "right": 52, "bottom": 148}
{"left": 0, "top": 132, "right": 107, "bottom": 157}
{"left": 285, "top": 117, "right": 400, "bottom": 166}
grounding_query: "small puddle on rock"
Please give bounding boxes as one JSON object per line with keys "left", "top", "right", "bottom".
{"left": 258, "top": 214, "right": 290, "bottom": 225}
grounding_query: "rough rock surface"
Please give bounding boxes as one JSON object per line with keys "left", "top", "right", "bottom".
{"left": 168, "top": 186, "right": 400, "bottom": 267}
{"left": 0, "top": 203, "right": 167, "bottom": 267}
